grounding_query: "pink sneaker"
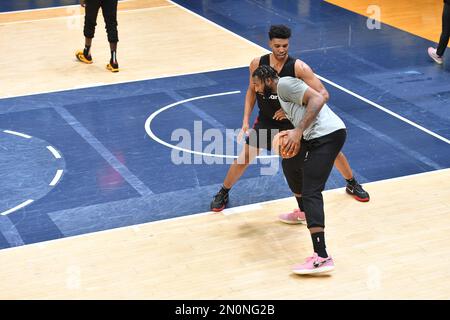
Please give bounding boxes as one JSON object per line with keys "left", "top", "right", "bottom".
{"left": 292, "top": 253, "right": 335, "bottom": 275}
{"left": 428, "top": 47, "right": 443, "bottom": 64}
{"left": 278, "top": 208, "right": 306, "bottom": 224}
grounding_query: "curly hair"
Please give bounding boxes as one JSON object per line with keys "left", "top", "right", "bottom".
{"left": 268, "top": 25, "right": 291, "bottom": 40}
{"left": 252, "top": 65, "right": 279, "bottom": 82}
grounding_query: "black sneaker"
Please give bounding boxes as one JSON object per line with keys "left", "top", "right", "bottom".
{"left": 346, "top": 182, "right": 370, "bottom": 202}
{"left": 210, "top": 188, "right": 229, "bottom": 212}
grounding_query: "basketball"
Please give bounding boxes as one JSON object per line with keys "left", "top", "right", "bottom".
{"left": 272, "top": 131, "right": 299, "bottom": 159}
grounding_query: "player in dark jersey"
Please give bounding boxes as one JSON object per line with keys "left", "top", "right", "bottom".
{"left": 210, "top": 25, "right": 369, "bottom": 216}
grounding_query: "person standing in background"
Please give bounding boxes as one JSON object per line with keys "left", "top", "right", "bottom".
{"left": 428, "top": 0, "right": 450, "bottom": 64}
{"left": 76, "top": 0, "right": 120, "bottom": 72}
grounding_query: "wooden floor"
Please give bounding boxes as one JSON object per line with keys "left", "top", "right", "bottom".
{"left": 0, "top": 0, "right": 266, "bottom": 98}
{"left": 0, "top": 0, "right": 171, "bottom": 24}
{"left": 326, "top": 0, "right": 446, "bottom": 45}
{"left": 1, "top": 0, "right": 449, "bottom": 300}
{"left": 1, "top": 0, "right": 446, "bottom": 99}
{"left": 1, "top": 169, "right": 449, "bottom": 299}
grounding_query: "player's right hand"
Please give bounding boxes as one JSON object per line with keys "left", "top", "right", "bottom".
{"left": 80, "top": 0, "right": 86, "bottom": 7}
{"left": 237, "top": 122, "right": 250, "bottom": 143}
{"left": 273, "top": 108, "right": 287, "bottom": 121}
{"left": 283, "top": 129, "right": 301, "bottom": 157}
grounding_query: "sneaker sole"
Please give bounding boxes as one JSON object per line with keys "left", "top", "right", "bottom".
{"left": 279, "top": 218, "right": 305, "bottom": 225}
{"left": 346, "top": 189, "right": 370, "bottom": 202}
{"left": 429, "top": 56, "right": 443, "bottom": 64}
{"left": 107, "top": 65, "right": 119, "bottom": 72}
{"left": 353, "top": 195, "right": 370, "bottom": 202}
{"left": 292, "top": 265, "right": 334, "bottom": 275}
{"left": 75, "top": 52, "right": 93, "bottom": 64}
{"left": 211, "top": 206, "right": 225, "bottom": 212}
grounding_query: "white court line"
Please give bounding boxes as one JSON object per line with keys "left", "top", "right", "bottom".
{"left": 0, "top": 200, "right": 34, "bottom": 216}
{"left": 46, "top": 146, "right": 62, "bottom": 159}
{"left": 144, "top": 90, "right": 278, "bottom": 159}
{"left": 0, "top": 2, "right": 447, "bottom": 252}
{"left": 1, "top": 168, "right": 449, "bottom": 252}
{"left": 317, "top": 76, "right": 450, "bottom": 145}
{"left": 70, "top": 83, "right": 105, "bottom": 90}
{"left": 2, "top": 1, "right": 446, "bottom": 145}
{"left": 222, "top": 203, "right": 263, "bottom": 216}
{"left": 0, "top": 4, "right": 176, "bottom": 25}
{"left": 49, "top": 170, "right": 64, "bottom": 186}
{"left": 0, "top": 64, "right": 248, "bottom": 100}
{"left": 3, "top": 130, "right": 32, "bottom": 139}
{"left": 167, "top": 0, "right": 266, "bottom": 52}
{"left": 168, "top": 0, "right": 450, "bottom": 146}
{"left": 360, "top": 167, "right": 450, "bottom": 186}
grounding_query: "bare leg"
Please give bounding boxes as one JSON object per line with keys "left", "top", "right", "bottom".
{"left": 85, "top": 37, "right": 92, "bottom": 48}
{"left": 84, "top": 37, "right": 93, "bottom": 56}
{"left": 334, "top": 152, "right": 370, "bottom": 201}
{"left": 309, "top": 227, "right": 324, "bottom": 234}
{"left": 223, "top": 143, "right": 260, "bottom": 189}
{"left": 334, "top": 151, "right": 353, "bottom": 180}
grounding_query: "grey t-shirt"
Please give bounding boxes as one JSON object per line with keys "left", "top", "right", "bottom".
{"left": 277, "top": 76, "right": 346, "bottom": 140}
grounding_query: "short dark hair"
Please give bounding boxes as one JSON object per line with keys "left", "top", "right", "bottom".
{"left": 268, "top": 25, "right": 291, "bottom": 40}
{"left": 252, "top": 65, "right": 279, "bottom": 81}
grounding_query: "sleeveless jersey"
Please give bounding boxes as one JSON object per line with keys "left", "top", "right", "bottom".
{"left": 256, "top": 53, "right": 296, "bottom": 123}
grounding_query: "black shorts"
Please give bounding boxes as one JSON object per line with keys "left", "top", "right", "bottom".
{"left": 245, "top": 116, "right": 294, "bottom": 151}
{"left": 282, "top": 129, "right": 347, "bottom": 196}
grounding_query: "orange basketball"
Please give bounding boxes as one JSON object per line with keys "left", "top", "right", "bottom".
{"left": 272, "top": 132, "right": 299, "bottom": 159}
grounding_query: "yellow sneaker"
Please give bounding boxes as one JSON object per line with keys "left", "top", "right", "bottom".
{"left": 75, "top": 50, "right": 93, "bottom": 64}
{"left": 106, "top": 61, "right": 119, "bottom": 72}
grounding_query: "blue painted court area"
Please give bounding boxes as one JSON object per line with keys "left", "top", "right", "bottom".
{"left": 0, "top": 0, "right": 449, "bottom": 249}
{"left": 1, "top": 66, "right": 449, "bottom": 249}
{"left": 174, "top": 0, "right": 450, "bottom": 137}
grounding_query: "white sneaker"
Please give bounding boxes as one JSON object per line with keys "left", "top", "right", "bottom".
{"left": 428, "top": 47, "right": 443, "bottom": 64}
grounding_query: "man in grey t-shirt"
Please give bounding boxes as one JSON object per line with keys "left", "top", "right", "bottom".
{"left": 252, "top": 65, "right": 347, "bottom": 275}
{"left": 277, "top": 76, "right": 346, "bottom": 141}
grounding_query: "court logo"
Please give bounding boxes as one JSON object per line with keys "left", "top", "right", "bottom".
{"left": 366, "top": 5, "right": 381, "bottom": 30}
{"left": 170, "top": 121, "right": 280, "bottom": 175}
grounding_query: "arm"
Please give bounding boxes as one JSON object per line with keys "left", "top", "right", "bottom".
{"left": 296, "top": 87, "right": 325, "bottom": 135}
{"left": 283, "top": 87, "right": 325, "bottom": 155}
{"left": 294, "top": 60, "right": 329, "bottom": 103}
{"left": 80, "top": 0, "right": 86, "bottom": 7}
{"left": 238, "top": 58, "right": 259, "bottom": 141}
{"left": 242, "top": 57, "right": 259, "bottom": 125}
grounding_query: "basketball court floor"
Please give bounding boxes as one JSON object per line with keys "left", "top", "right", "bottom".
{"left": 0, "top": 0, "right": 449, "bottom": 299}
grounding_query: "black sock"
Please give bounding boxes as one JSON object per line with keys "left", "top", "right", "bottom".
{"left": 111, "top": 51, "right": 117, "bottom": 64}
{"left": 221, "top": 185, "right": 230, "bottom": 193}
{"left": 346, "top": 177, "right": 356, "bottom": 185}
{"left": 311, "top": 232, "right": 328, "bottom": 258}
{"left": 295, "top": 196, "right": 304, "bottom": 212}
{"left": 83, "top": 45, "right": 91, "bottom": 57}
